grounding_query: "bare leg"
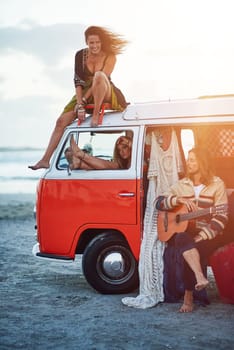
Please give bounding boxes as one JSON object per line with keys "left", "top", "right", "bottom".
{"left": 179, "top": 290, "right": 194, "bottom": 313}
{"left": 65, "top": 139, "right": 88, "bottom": 170}
{"left": 90, "top": 71, "right": 111, "bottom": 127}
{"left": 70, "top": 157, "right": 81, "bottom": 170}
{"left": 28, "top": 110, "right": 75, "bottom": 170}
{"left": 70, "top": 135, "right": 116, "bottom": 170}
{"left": 182, "top": 248, "right": 209, "bottom": 291}
{"left": 70, "top": 135, "right": 83, "bottom": 158}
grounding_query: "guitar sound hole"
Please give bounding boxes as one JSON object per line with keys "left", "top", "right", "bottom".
{"left": 175, "top": 214, "right": 180, "bottom": 223}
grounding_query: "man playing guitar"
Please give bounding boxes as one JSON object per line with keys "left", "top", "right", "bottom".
{"left": 156, "top": 147, "right": 228, "bottom": 312}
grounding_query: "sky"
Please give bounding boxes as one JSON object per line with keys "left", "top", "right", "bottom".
{"left": 0, "top": 0, "right": 234, "bottom": 148}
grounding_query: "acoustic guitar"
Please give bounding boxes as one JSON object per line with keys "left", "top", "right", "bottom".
{"left": 157, "top": 203, "right": 228, "bottom": 242}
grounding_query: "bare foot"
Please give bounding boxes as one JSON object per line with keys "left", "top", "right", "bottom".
{"left": 179, "top": 303, "right": 194, "bottom": 313}
{"left": 195, "top": 278, "right": 209, "bottom": 291}
{"left": 77, "top": 108, "right": 86, "bottom": 122}
{"left": 70, "top": 157, "right": 81, "bottom": 170}
{"left": 179, "top": 290, "right": 194, "bottom": 313}
{"left": 64, "top": 147, "right": 73, "bottom": 164}
{"left": 70, "top": 136, "right": 83, "bottom": 158}
{"left": 91, "top": 113, "right": 99, "bottom": 128}
{"left": 28, "top": 160, "right": 50, "bottom": 170}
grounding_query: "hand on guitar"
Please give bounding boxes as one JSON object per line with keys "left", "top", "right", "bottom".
{"left": 176, "top": 197, "right": 197, "bottom": 212}
{"left": 193, "top": 234, "right": 203, "bottom": 243}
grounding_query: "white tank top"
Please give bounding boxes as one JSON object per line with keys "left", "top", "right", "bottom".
{"left": 193, "top": 184, "right": 205, "bottom": 198}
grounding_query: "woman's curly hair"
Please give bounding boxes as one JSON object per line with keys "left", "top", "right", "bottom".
{"left": 84, "top": 26, "right": 129, "bottom": 55}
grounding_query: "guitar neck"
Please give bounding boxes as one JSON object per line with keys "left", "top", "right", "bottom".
{"left": 179, "top": 207, "right": 212, "bottom": 222}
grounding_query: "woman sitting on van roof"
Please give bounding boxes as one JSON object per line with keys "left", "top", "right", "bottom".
{"left": 28, "top": 26, "right": 128, "bottom": 171}
{"left": 66, "top": 135, "right": 132, "bottom": 170}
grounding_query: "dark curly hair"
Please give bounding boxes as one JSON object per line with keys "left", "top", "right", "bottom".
{"left": 84, "top": 26, "right": 129, "bottom": 55}
{"left": 187, "top": 147, "right": 215, "bottom": 185}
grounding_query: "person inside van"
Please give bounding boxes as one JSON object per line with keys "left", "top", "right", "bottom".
{"left": 66, "top": 135, "right": 132, "bottom": 170}
{"left": 156, "top": 147, "right": 228, "bottom": 312}
{"left": 29, "top": 26, "right": 128, "bottom": 171}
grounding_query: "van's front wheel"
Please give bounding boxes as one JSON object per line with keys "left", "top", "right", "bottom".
{"left": 82, "top": 232, "right": 139, "bottom": 294}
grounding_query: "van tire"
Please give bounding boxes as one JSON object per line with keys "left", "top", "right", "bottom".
{"left": 82, "top": 232, "right": 139, "bottom": 294}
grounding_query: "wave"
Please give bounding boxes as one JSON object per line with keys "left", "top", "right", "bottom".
{"left": 0, "top": 202, "right": 35, "bottom": 219}
{"left": 0, "top": 149, "right": 45, "bottom": 164}
{"left": 0, "top": 175, "right": 39, "bottom": 181}
{"left": 0, "top": 149, "right": 44, "bottom": 195}
{"left": 0, "top": 147, "right": 44, "bottom": 152}
{"left": 0, "top": 193, "right": 36, "bottom": 219}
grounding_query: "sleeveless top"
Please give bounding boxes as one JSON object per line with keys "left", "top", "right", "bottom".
{"left": 74, "top": 49, "right": 108, "bottom": 87}
{"left": 73, "top": 48, "right": 127, "bottom": 110}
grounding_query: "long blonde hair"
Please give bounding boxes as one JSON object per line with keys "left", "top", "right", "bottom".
{"left": 84, "top": 26, "right": 129, "bottom": 55}
{"left": 113, "top": 136, "right": 132, "bottom": 169}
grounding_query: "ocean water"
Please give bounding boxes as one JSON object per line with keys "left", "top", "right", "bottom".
{"left": 0, "top": 147, "right": 45, "bottom": 194}
{"left": 0, "top": 148, "right": 45, "bottom": 219}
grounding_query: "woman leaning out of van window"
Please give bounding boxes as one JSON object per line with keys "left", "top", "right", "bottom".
{"left": 66, "top": 135, "right": 132, "bottom": 170}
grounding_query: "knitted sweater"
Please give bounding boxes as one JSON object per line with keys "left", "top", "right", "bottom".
{"left": 156, "top": 176, "right": 228, "bottom": 240}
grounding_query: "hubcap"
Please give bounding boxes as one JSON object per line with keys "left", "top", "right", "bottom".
{"left": 102, "top": 252, "right": 125, "bottom": 279}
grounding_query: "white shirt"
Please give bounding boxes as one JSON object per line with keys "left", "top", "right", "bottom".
{"left": 193, "top": 184, "right": 205, "bottom": 198}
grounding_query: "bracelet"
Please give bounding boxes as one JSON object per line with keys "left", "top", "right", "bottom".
{"left": 82, "top": 96, "right": 87, "bottom": 104}
{"left": 77, "top": 105, "right": 85, "bottom": 114}
{"left": 78, "top": 103, "right": 85, "bottom": 110}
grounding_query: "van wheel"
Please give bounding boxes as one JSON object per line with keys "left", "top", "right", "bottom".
{"left": 82, "top": 232, "right": 139, "bottom": 294}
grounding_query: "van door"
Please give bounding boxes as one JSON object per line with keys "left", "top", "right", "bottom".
{"left": 37, "top": 127, "right": 141, "bottom": 257}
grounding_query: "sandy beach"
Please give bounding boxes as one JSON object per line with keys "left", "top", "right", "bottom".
{"left": 0, "top": 194, "right": 234, "bottom": 350}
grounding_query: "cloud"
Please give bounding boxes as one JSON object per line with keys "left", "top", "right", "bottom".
{"left": 0, "top": 22, "right": 88, "bottom": 146}
{"left": 0, "top": 94, "right": 68, "bottom": 147}
{"left": 0, "top": 22, "right": 87, "bottom": 101}
{"left": 0, "top": 22, "right": 86, "bottom": 64}
{"left": 0, "top": 13, "right": 234, "bottom": 147}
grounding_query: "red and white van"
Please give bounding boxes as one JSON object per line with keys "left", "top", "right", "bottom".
{"left": 33, "top": 95, "right": 234, "bottom": 294}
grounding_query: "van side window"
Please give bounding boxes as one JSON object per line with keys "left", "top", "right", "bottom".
{"left": 78, "top": 132, "right": 116, "bottom": 161}
{"left": 57, "top": 130, "right": 133, "bottom": 170}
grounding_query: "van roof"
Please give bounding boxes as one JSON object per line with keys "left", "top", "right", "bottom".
{"left": 69, "top": 95, "right": 234, "bottom": 128}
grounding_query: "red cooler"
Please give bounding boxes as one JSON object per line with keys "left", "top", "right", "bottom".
{"left": 210, "top": 243, "right": 234, "bottom": 304}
